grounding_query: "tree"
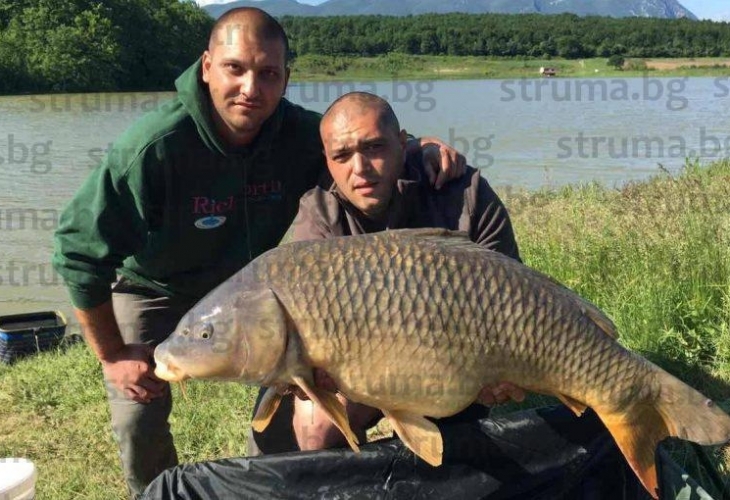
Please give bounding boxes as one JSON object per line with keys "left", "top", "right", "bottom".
{"left": 607, "top": 54, "right": 625, "bottom": 70}
{"left": 0, "top": 0, "right": 212, "bottom": 93}
{"left": 20, "top": 3, "right": 121, "bottom": 91}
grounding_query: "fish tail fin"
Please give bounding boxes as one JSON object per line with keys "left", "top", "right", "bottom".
{"left": 596, "top": 371, "right": 730, "bottom": 500}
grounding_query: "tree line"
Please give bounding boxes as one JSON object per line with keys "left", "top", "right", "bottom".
{"left": 0, "top": 0, "right": 212, "bottom": 94}
{"left": 3, "top": 2, "right": 730, "bottom": 94}
{"left": 281, "top": 13, "right": 730, "bottom": 59}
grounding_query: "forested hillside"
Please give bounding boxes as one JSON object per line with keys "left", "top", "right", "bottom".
{"left": 0, "top": 0, "right": 212, "bottom": 93}
{"left": 280, "top": 14, "right": 730, "bottom": 58}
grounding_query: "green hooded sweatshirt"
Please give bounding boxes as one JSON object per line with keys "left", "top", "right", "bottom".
{"left": 52, "top": 59, "right": 325, "bottom": 309}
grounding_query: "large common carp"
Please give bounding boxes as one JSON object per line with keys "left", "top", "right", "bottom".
{"left": 154, "top": 228, "right": 730, "bottom": 498}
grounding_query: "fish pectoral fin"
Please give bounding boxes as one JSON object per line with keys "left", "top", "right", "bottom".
{"left": 291, "top": 375, "right": 360, "bottom": 453}
{"left": 252, "top": 386, "right": 284, "bottom": 433}
{"left": 382, "top": 409, "right": 443, "bottom": 467}
{"left": 556, "top": 393, "right": 588, "bottom": 417}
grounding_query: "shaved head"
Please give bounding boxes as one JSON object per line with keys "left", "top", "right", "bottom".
{"left": 201, "top": 7, "right": 291, "bottom": 147}
{"left": 208, "top": 7, "right": 289, "bottom": 62}
{"left": 321, "top": 92, "right": 400, "bottom": 137}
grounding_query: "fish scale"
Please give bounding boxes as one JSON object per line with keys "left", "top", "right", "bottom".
{"left": 257, "top": 232, "right": 617, "bottom": 408}
{"left": 154, "top": 228, "right": 730, "bottom": 499}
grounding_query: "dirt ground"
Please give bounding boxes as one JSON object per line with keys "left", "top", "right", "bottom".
{"left": 644, "top": 58, "right": 730, "bottom": 70}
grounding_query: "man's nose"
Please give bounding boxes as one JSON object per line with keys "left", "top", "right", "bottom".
{"left": 239, "top": 71, "right": 259, "bottom": 98}
{"left": 352, "top": 152, "right": 370, "bottom": 175}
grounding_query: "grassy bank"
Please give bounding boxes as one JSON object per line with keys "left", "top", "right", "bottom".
{"left": 2, "top": 160, "right": 730, "bottom": 498}
{"left": 289, "top": 54, "right": 730, "bottom": 81}
{"left": 504, "top": 159, "right": 730, "bottom": 392}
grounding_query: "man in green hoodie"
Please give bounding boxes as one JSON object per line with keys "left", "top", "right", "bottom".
{"left": 53, "top": 7, "right": 465, "bottom": 498}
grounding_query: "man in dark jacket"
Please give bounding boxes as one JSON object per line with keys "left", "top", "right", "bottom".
{"left": 52, "top": 9, "right": 464, "bottom": 498}
{"left": 251, "top": 91, "right": 524, "bottom": 455}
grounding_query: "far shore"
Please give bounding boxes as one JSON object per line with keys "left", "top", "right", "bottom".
{"left": 289, "top": 55, "right": 730, "bottom": 82}
{"left": 2, "top": 56, "right": 730, "bottom": 98}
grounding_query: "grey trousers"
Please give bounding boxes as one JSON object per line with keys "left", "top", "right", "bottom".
{"left": 108, "top": 278, "right": 196, "bottom": 499}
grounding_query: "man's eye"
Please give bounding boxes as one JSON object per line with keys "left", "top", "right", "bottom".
{"left": 261, "top": 70, "right": 279, "bottom": 79}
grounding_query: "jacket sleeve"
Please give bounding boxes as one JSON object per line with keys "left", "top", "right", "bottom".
{"left": 471, "top": 172, "right": 521, "bottom": 262}
{"left": 288, "top": 188, "right": 340, "bottom": 243}
{"left": 52, "top": 149, "right": 151, "bottom": 309}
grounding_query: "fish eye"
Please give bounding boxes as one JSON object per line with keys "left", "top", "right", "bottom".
{"left": 200, "top": 323, "right": 214, "bottom": 340}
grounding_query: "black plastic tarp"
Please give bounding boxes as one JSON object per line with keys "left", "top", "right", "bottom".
{"left": 143, "top": 406, "right": 724, "bottom": 500}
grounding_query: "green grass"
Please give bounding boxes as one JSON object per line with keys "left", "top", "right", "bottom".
{"left": 289, "top": 54, "right": 730, "bottom": 81}
{"left": 0, "top": 344, "right": 257, "bottom": 499}
{"left": 502, "top": 159, "right": 730, "bottom": 393}
{"left": 3, "top": 159, "right": 730, "bottom": 497}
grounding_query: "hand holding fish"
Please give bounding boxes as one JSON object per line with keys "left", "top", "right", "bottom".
{"left": 477, "top": 382, "right": 526, "bottom": 405}
{"left": 103, "top": 344, "right": 166, "bottom": 404}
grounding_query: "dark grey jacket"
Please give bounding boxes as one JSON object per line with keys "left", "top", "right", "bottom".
{"left": 290, "top": 157, "right": 521, "bottom": 262}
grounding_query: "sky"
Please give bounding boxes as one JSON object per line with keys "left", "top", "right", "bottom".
{"left": 196, "top": 0, "right": 326, "bottom": 5}
{"left": 681, "top": 0, "right": 729, "bottom": 21}
{"left": 194, "top": 0, "right": 729, "bottom": 21}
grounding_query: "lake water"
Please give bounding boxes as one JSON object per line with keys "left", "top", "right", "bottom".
{"left": 1, "top": 76, "right": 729, "bottom": 321}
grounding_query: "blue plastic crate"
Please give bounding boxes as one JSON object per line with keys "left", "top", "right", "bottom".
{"left": 0, "top": 311, "right": 67, "bottom": 364}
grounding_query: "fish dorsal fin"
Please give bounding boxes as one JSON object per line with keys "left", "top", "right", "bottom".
{"left": 536, "top": 271, "right": 619, "bottom": 340}
{"left": 291, "top": 374, "right": 360, "bottom": 453}
{"left": 580, "top": 300, "right": 619, "bottom": 339}
{"left": 382, "top": 409, "right": 443, "bottom": 466}
{"left": 251, "top": 386, "right": 284, "bottom": 432}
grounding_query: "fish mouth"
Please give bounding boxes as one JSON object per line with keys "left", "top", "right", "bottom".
{"left": 154, "top": 360, "right": 189, "bottom": 382}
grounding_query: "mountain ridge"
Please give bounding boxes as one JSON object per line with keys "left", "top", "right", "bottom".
{"left": 202, "top": 0, "right": 698, "bottom": 20}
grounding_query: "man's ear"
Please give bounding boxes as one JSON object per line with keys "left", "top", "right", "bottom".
{"left": 399, "top": 129, "right": 408, "bottom": 150}
{"left": 201, "top": 50, "right": 212, "bottom": 84}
